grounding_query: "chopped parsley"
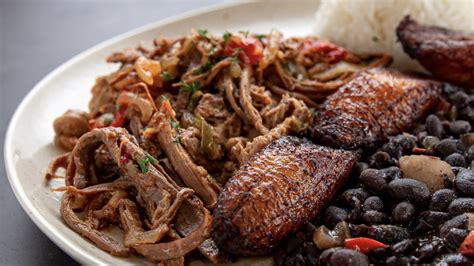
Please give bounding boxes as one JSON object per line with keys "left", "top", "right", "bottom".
{"left": 179, "top": 81, "right": 201, "bottom": 94}
{"left": 255, "top": 34, "right": 266, "bottom": 41}
{"left": 223, "top": 31, "right": 232, "bottom": 45}
{"left": 160, "top": 95, "right": 169, "bottom": 101}
{"left": 103, "top": 117, "right": 114, "bottom": 126}
{"left": 372, "top": 36, "right": 379, "bottom": 42}
{"left": 137, "top": 153, "right": 157, "bottom": 174}
{"left": 160, "top": 71, "right": 173, "bottom": 81}
{"left": 231, "top": 56, "right": 240, "bottom": 65}
{"left": 172, "top": 135, "right": 181, "bottom": 144}
{"left": 198, "top": 29, "right": 210, "bottom": 40}
{"left": 193, "top": 61, "right": 213, "bottom": 75}
{"left": 239, "top": 30, "right": 249, "bottom": 37}
{"left": 170, "top": 119, "right": 181, "bottom": 129}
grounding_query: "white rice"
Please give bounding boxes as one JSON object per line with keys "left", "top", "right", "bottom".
{"left": 313, "top": 0, "right": 474, "bottom": 71}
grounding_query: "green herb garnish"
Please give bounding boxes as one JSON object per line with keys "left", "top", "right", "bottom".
{"left": 137, "top": 153, "right": 157, "bottom": 174}
{"left": 198, "top": 29, "right": 210, "bottom": 40}
{"left": 160, "top": 95, "right": 169, "bottom": 101}
{"left": 255, "top": 34, "right": 266, "bottom": 41}
{"left": 193, "top": 61, "right": 213, "bottom": 75}
{"left": 223, "top": 31, "right": 232, "bottom": 45}
{"left": 103, "top": 117, "right": 114, "bottom": 126}
{"left": 161, "top": 71, "right": 173, "bottom": 81}
{"left": 372, "top": 36, "right": 379, "bottom": 42}
{"left": 172, "top": 135, "right": 181, "bottom": 144}
{"left": 239, "top": 30, "right": 249, "bottom": 37}
{"left": 170, "top": 119, "right": 181, "bottom": 129}
{"left": 179, "top": 81, "right": 201, "bottom": 94}
{"left": 231, "top": 56, "right": 240, "bottom": 65}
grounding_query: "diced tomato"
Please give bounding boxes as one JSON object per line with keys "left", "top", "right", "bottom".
{"left": 345, "top": 237, "right": 388, "bottom": 254}
{"left": 120, "top": 153, "right": 131, "bottom": 165}
{"left": 111, "top": 105, "right": 127, "bottom": 127}
{"left": 460, "top": 231, "right": 474, "bottom": 256}
{"left": 303, "top": 39, "right": 347, "bottom": 63}
{"left": 224, "top": 36, "right": 263, "bottom": 65}
{"left": 88, "top": 119, "right": 99, "bottom": 130}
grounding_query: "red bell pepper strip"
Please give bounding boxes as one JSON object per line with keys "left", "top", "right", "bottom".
{"left": 224, "top": 36, "right": 263, "bottom": 65}
{"left": 345, "top": 237, "right": 388, "bottom": 254}
{"left": 302, "top": 39, "right": 347, "bottom": 63}
{"left": 111, "top": 105, "right": 127, "bottom": 127}
{"left": 460, "top": 231, "right": 474, "bottom": 256}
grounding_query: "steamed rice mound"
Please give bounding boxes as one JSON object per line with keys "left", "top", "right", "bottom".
{"left": 313, "top": 0, "right": 474, "bottom": 71}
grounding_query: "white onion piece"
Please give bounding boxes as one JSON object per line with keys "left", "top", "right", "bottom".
{"left": 399, "top": 155, "right": 455, "bottom": 193}
{"left": 117, "top": 92, "right": 153, "bottom": 123}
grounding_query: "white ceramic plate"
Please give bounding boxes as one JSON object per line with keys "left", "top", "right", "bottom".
{"left": 4, "top": 1, "right": 320, "bottom": 264}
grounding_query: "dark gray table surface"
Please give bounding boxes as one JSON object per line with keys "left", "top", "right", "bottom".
{"left": 0, "top": 1, "right": 225, "bottom": 264}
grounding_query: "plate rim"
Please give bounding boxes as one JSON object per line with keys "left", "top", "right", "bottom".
{"left": 3, "top": 1, "right": 251, "bottom": 264}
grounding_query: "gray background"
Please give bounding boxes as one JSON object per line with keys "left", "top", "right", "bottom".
{"left": 0, "top": 0, "right": 225, "bottom": 264}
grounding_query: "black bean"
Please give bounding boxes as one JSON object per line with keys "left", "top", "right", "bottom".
{"left": 319, "top": 248, "right": 369, "bottom": 266}
{"left": 368, "top": 151, "right": 394, "bottom": 169}
{"left": 422, "top": 136, "right": 440, "bottom": 149}
{"left": 388, "top": 178, "right": 430, "bottom": 204}
{"left": 359, "top": 169, "right": 388, "bottom": 194}
{"left": 283, "top": 253, "right": 306, "bottom": 266}
{"left": 437, "top": 253, "right": 472, "bottom": 266}
{"left": 392, "top": 201, "right": 416, "bottom": 225}
{"left": 349, "top": 224, "right": 368, "bottom": 238}
{"left": 354, "top": 162, "right": 369, "bottom": 176}
{"left": 440, "top": 214, "right": 468, "bottom": 237}
{"left": 363, "top": 196, "right": 384, "bottom": 211}
{"left": 426, "top": 114, "right": 445, "bottom": 139}
{"left": 448, "top": 198, "right": 474, "bottom": 216}
{"left": 445, "top": 153, "right": 467, "bottom": 167}
{"left": 382, "top": 141, "right": 403, "bottom": 159}
{"left": 369, "top": 247, "right": 391, "bottom": 263}
{"left": 382, "top": 134, "right": 417, "bottom": 159}
{"left": 380, "top": 166, "right": 402, "bottom": 181}
{"left": 434, "top": 139, "right": 463, "bottom": 158}
{"left": 359, "top": 168, "right": 400, "bottom": 194}
{"left": 467, "top": 146, "right": 474, "bottom": 162}
{"left": 450, "top": 120, "right": 472, "bottom": 136}
{"left": 284, "top": 236, "right": 304, "bottom": 253}
{"left": 412, "top": 124, "right": 426, "bottom": 135}
{"left": 443, "top": 228, "right": 469, "bottom": 251}
{"left": 395, "top": 134, "right": 417, "bottom": 152}
{"left": 367, "top": 225, "right": 410, "bottom": 244}
{"left": 362, "top": 210, "right": 387, "bottom": 225}
{"left": 348, "top": 207, "right": 364, "bottom": 224}
{"left": 391, "top": 238, "right": 417, "bottom": 255}
{"left": 429, "top": 189, "right": 457, "bottom": 212}
{"left": 443, "top": 83, "right": 461, "bottom": 94}
{"left": 323, "top": 206, "right": 348, "bottom": 229}
{"left": 415, "top": 211, "right": 451, "bottom": 233}
{"left": 455, "top": 169, "right": 474, "bottom": 197}
{"left": 417, "top": 131, "right": 429, "bottom": 146}
{"left": 452, "top": 167, "right": 466, "bottom": 175}
{"left": 459, "top": 106, "right": 474, "bottom": 124}
{"left": 416, "top": 238, "right": 446, "bottom": 262}
{"left": 450, "top": 91, "right": 470, "bottom": 109}
{"left": 302, "top": 242, "right": 319, "bottom": 266}
{"left": 386, "top": 256, "right": 411, "bottom": 266}
{"left": 340, "top": 188, "right": 369, "bottom": 208}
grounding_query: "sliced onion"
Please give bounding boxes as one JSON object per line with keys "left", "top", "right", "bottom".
{"left": 117, "top": 92, "right": 153, "bottom": 123}
{"left": 135, "top": 57, "right": 161, "bottom": 85}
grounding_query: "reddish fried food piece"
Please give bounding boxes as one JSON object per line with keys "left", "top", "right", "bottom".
{"left": 397, "top": 15, "right": 474, "bottom": 87}
{"left": 311, "top": 68, "right": 443, "bottom": 150}
{"left": 212, "top": 136, "right": 357, "bottom": 255}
